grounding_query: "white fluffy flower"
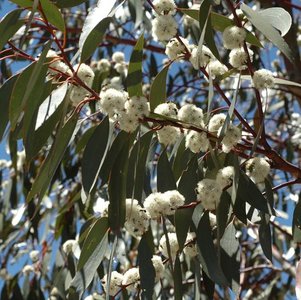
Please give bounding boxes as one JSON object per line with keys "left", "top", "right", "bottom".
{"left": 124, "top": 96, "right": 150, "bottom": 118}
{"left": 29, "top": 250, "right": 39, "bottom": 263}
{"left": 159, "top": 233, "right": 179, "bottom": 259}
{"left": 70, "top": 86, "right": 89, "bottom": 106}
{"left": 165, "top": 37, "right": 189, "bottom": 60}
{"left": 253, "top": 69, "right": 275, "bottom": 89}
{"left": 112, "top": 51, "right": 125, "bottom": 63}
{"left": 151, "top": 255, "right": 164, "bottom": 281}
{"left": 114, "top": 61, "right": 128, "bottom": 75}
{"left": 118, "top": 112, "right": 140, "bottom": 132}
{"left": 74, "top": 63, "right": 95, "bottom": 87}
{"left": 152, "top": 15, "right": 178, "bottom": 41}
{"left": 178, "top": 104, "right": 204, "bottom": 127}
{"left": 157, "top": 126, "right": 181, "bottom": 146}
{"left": 144, "top": 192, "right": 167, "bottom": 218}
{"left": 62, "top": 239, "right": 78, "bottom": 255}
{"left": 246, "top": 157, "right": 270, "bottom": 183}
{"left": 93, "top": 198, "right": 109, "bottom": 216}
{"left": 196, "top": 179, "right": 222, "bottom": 210}
{"left": 222, "top": 26, "right": 246, "bottom": 49}
{"left": 229, "top": 47, "right": 253, "bottom": 70}
{"left": 102, "top": 271, "right": 123, "bottom": 296}
{"left": 207, "top": 60, "right": 228, "bottom": 78}
{"left": 163, "top": 190, "right": 185, "bottom": 215}
{"left": 22, "top": 265, "right": 34, "bottom": 276}
{"left": 208, "top": 113, "right": 226, "bottom": 132}
{"left": 46, "top": 50, "right": 69, "bottom": 76}
{"left": 184, "top": 232, "right": 197, "bottom": 257}
{"left": 122, "top": 267, "right": 140, "bottom": 291}
{"left": 97, "top": 58, "right": 111, "bottom": 73}
{"left": 153, "top": 0, "right": 176, "bottom": 15}
{"left": 154, "top": 102, "right": 178, "bottom": 117}
{"left": 216, "top": 166, "right": 234, "bottom": 189}
{"left": 189, "top": 45, "right": 214, "bottom": 69}
{"left": 185, "top": 130, "right": 209, "bottom": 153}
{"left": 125, "top": 199, "right": 150, "bottom": 237}
{"left": 218, "top": 124, "right": 242, "bottom": 153}
{"left": 99, "top": 88, "right": 128, "bottom": 117}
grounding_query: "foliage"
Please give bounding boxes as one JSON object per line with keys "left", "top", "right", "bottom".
{"left": 0, "top": 0, "right": 301, "bottom": 299}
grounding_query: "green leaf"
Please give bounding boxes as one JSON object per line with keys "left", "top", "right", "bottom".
{"left": 127, "top": 130, "right": 153, "bottom": 200}
{"left": 237, "top": 171, "right": 272, "bottom": 214}
{"left": 127, "top": 33, "right": 144, "bottom": 97}
{"left": 79, "top": 0, "right": 117, "bottom": 61}
{"left": 26, "top": 113, "right": 78, "bottom": 203}
{"left": 0, "top": 74, "right": 18, "bottom": 141}
{"left": 80, "top": 17, "right": 112, "bottom": 62}
{"left": 196, "top": 211, "right": 228, "bottom": 286}
{"left": 138, "top": 234, "right": 155, "bottom": 299}
{"left": 99, "top": 131, "right": 128, "bottom": 185}
{"left": 241, "top": 3, "right": 293, "bottom": 61}
{"left": 293, "top": 198, "right": 301, "bottom": 243}
{"left": 149, "top": 64, "right": 170, "bottom": 111}
{"left": 23, "top": 43, "right": 52, "bottom": 154}
{"left": 198, "top": 1, "right": 219, "bottom": 59}
{"left": 175, "top": 156, "right": 198, "bottom": 250}
{"left": 174, "top": 256, "right": 183, "bottom": 300}
{"left": 9, "top": 63, "right": 35, "bottom": 130}
{"left": 0, "top": 9, "right": 23, "bottom": 50}
{"left": 77, "top": 217, "right": 109, "bottom": 271}
{"left": 217, "top": 192, "right": 231, "bottom": 239}
{"left": 40, "top": 0, "right": 65, "bottom": 32}
{"left": 259, "top": 213, "right": 272, "bottom": 261}
{"left": 70, "top": 227, "right": 109, "bottom": 298}
{"left": 157, "top": 149, "right": 177, "bottom": 192}
{"left": 55, "top": 0, "right": 88, "bottom": 8}
{"left": 108, "top": 138, "right": 130, "bottom": 232}
{"left": 81, "top": 117, "right": 110, "bottom": 194}
{"left": 10, "top": 0, "right": 33, "bottom": 7}
{"left": 220, "top": 222, "right": 240, "bottom": 295}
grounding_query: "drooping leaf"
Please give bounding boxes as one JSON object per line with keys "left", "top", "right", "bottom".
{"left": 0, "top": 9, "right": 23, "bottom": 50}
{"left": 79, "top": 0, "right": 117, "bottom": 61}
{"left": 241, "top": 3, "right": 293, "bottom": 61}
{"left": 108, "top": 138, "right": 130, "bottom": 232}
{"left": 217, "top": 192, "right": 231, "bottom": 239}
{"left": 196, "top": 211, "right": 228, "bottom": 286}
{"left": 26, "top": 113, "right": 78, "bottom": 203}
{"left": 126, "top": 130, "right": 153, "bottom": 200}
{"left": 198, "top": 0, "right": 220, "bottom": 59}
{"left": 70, "top": 228, "right": 109, "bottom": 298}
{"left": 35, "top": 83, "right": 68, "bottom": 130}
{"left": 237, "top": 171, "right": 272, "bottom": 214}
{"left": 127, "top": 33, "right": 144, "bottom": 97}
{"left": 157, "top": 149, "right": 177, "bottom": 192}
{"left": 220, "top": 222, "right": 240, "bottom": 296}
{"left": 77, "top": 217, "right": 109, "bottom": 271}
{"left": 175, "top": 156, "right": 198, "bottom": 250}
{"left": 258, "top": 7, "right": 292, "bottom": 37}
{"left": 293, "top": 199, "right": 301, "bottom": 243}
{"left": 0, "top": 74, "right": 18, "bottom": 141}
{"left": 40, "top": 0, "right": 65, "bottom": 32}
{"left": 149, "top": 64, "right": 170, "bottom": 111}
{"left": 55, "top": 0, "right": 88, "bottom": 8}
{"left": 138, "top": 233, "right": 155, "bottom": 300}
{"left": 81, "top": 117, "right": 110, "bottom": 194}
{"left": 174, "top": 256, "right": 183, "bottom": 300}
{"left": 259, "top": 213, "right": 273, "bottom": 261}
{"left": 80, "top": 17, "right": 112, "bottom": 62}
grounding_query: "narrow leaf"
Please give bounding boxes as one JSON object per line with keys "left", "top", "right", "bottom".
{"left": 127, "top": 33, "right": 144, "bottom": 97}
{"left": 40, "top": 0, "right": 65, "bottom": 32}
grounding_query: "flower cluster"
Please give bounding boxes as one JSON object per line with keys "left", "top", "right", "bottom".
{"left": 184, "top": 232, "right": 198, "bottom": 258}
{"left": 102, "top": 255, "right": 164, "bottom": 296}
{"left": 252, "top": 69, "right": 275, "bottom": 89}
{"left": 159, "top": 232, "right": 179, "bottom": 259}
{"left": 245, "top": 157, "right": 270, "bottom": 183}
{"left": 165, "top": 37, "right": 189, "bottom": 60}
{"left": 125, "top": 199, "right": 150, "bottom": 237}
{"left": 144, "top": 190, "right": 185, "bottom": 218}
